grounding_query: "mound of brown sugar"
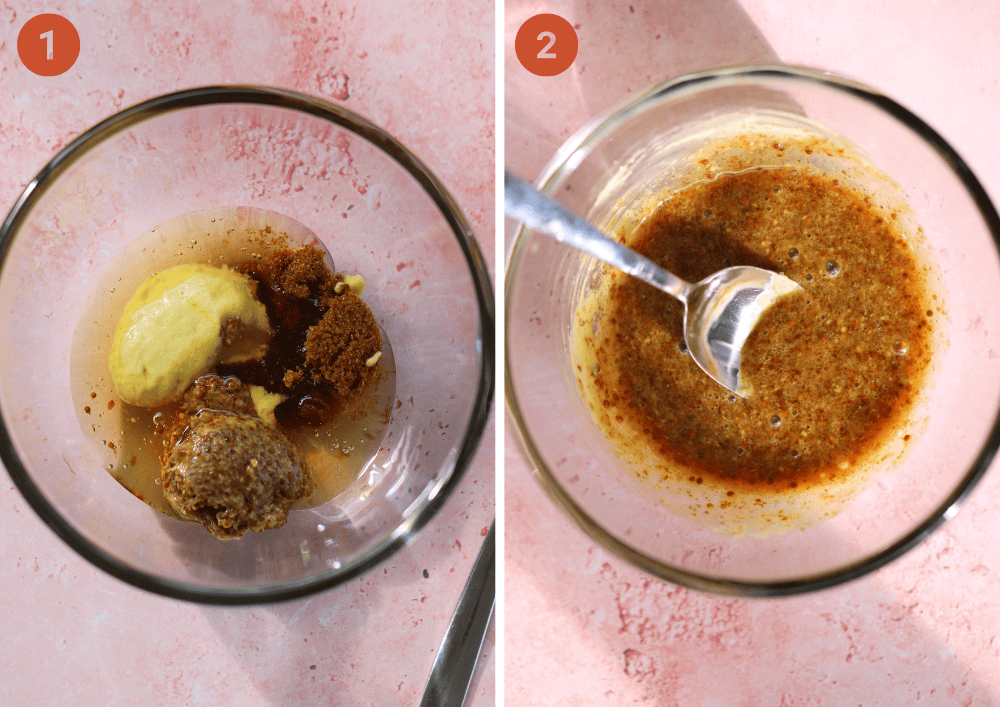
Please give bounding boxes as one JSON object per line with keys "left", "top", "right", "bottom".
{"left": 217, "top": 246, "right": 382, "bottom": 429}
{"left": 253, "top": 246, "right": 336, "bottom": 304}
{"left": 304, "top": 292, "right": 381, "bottom": 396}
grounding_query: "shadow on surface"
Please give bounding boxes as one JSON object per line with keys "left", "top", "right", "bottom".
{"left": 504, "top": 0, "right": 781, "bottom": 186}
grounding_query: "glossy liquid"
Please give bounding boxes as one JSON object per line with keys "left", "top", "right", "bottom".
{"left": 571, "top": 128, "right": 945, "bottom": 535}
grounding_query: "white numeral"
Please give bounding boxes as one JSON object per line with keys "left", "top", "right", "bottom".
{"left": 40, "top": 29, "right": 53, "bottom": 60}
{"left": 536, "top": 31, "right": 557, "bottom": 59}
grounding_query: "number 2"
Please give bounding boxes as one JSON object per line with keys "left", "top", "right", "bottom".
{"left": 536, "top": 31, "right": 556, "bottom": 59}
{"left": 40, "top": 29, "right": 53, "bottom": 60}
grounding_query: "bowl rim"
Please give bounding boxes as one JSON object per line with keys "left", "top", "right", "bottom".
{"left": 505, "top": 63, "right": 1000, "bottom": 597}
{"left": 0, "top": 85, "right": 495, "bottom": 605}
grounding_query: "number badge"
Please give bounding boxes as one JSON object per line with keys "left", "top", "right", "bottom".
{"left": 18, "top": 14, "right": 81, "bottom": 77}
{"left": 515, "top": 14, "right": 578, "bottom": 77}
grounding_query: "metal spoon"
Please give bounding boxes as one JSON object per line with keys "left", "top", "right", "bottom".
{"left": 504, "top": 171, "right": 801, "bottom": 397}
{"left": 419, "top": 520, "right": 495, "bottom": 707}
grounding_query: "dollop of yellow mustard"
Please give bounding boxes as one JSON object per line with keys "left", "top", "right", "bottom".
{"left": 250, "top": 386, "right": 286, "bottom": 426}
{"left": 109, "top": 264, "right": 270, "bottom": 407}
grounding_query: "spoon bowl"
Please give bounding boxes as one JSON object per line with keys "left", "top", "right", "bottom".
{"left": 504, "top": 171, "right": 799, "bottom": 395}
{"left": 685, "top": 264, "right": 800, "bottom": 395}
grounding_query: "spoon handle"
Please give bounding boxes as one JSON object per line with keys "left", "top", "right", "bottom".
{"left": 504, "top": 171, "right": 692, "bottom": 302}
{"left": 418, "top": 520, "right": 495, "bottom": 707}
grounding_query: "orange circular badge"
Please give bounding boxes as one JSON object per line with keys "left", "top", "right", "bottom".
{"left": 18, "top": 14, "right": 81, "bottom": 77}
{"left": 514, "top": 14, "right": 578, "bottom": 77}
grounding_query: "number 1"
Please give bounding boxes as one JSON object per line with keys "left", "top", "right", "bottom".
{"left": 40, "top": 29, "right": 53, "bottom": 60}
{"left": 536, "top": 31, "right": 557, "bottom": 59}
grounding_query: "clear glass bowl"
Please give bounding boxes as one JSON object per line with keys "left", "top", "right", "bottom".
{"left": 506, "top": 65, "right": 1000, "bottom": 596}
{"left": 0, "top": 86, "right": 493, "bottom": 604}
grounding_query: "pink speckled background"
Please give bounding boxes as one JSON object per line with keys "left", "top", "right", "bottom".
{"left": 0, "top": 2, "right": 494, "bottom": 706}
{"left": 505, "top": 1, "right": 1000, "bottom": 705}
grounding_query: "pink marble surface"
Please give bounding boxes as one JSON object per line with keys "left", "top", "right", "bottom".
{"left": 0, "top": 2, "right": 494, "bottom": 706}
{"left": 505, "top": 0, "right": 1000, "bottom": 705}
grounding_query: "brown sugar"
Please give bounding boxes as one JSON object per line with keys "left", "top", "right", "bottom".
{"left": 304, "top": 291, "right": 382, "bottom": 396}
{"left": 216, "top": 245, "right": 382, "bottom": 429}
{"left": 262, "top": 246, "right": 335, "bottom": 301}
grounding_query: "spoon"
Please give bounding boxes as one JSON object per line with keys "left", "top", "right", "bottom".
{"left": 419, "top": 520, "right": 495, "bottom": 707}
{"left": 504, "top": 171, "right": 801, "bottom": 397}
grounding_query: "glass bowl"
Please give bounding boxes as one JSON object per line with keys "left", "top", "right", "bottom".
{"left": 0, "top": 86, "right": 493, "bottom": 604}
{"left": 506, "top": 65, "right": 1000, "bottom": 596}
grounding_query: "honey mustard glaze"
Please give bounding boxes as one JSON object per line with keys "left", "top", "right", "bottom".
{"left": 573, "top": 123, "right": 946, "bottom": 536}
